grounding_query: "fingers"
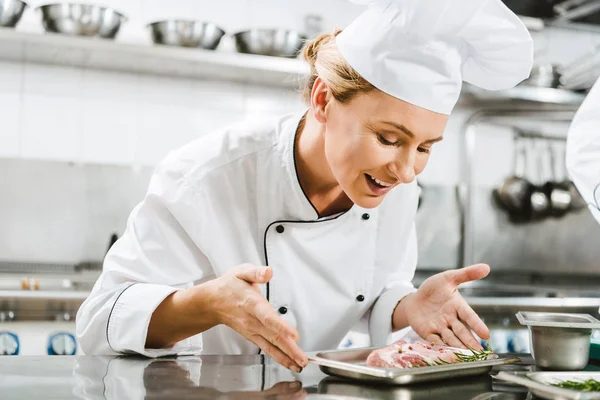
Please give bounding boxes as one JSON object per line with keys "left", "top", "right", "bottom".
{"left": 458, "top": 302, "right": 490, "bottom": 341}
{"left": 253, "top": 298, "right": 300, "bottom": 342}
{"left": 446, "top": 264, "right": 490, "bottom": 286}
{"left": 251, "top": 335, "right": 302, "bottom": 373}
{"left": 261, "top": 326, "right": 307, "bottom": 368}
{"left": 425, "top": 333, "right": 445, "bottom": 346}
{"left": 450, "top": 319, "right": 483, "bottom": 350}
{"left": 440, "top": 326, "right": 467, "bottom": 349}
{"left": 235, "top": 264, "right": 272, "bottom": 284}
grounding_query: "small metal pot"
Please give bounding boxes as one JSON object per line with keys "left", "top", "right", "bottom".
{"left": 37, "top": 3, "right": 127, "bottom": 39}
{"left": 542, "top": 143, "right": 571, "bottom": 218}
{"left": 233, "top": 28, "right": 306, "bottom": 58}
{"left": 148, "top": 20, "right": 225, "bottom": 50}
{"left": 522, "top": 64, "right": 562, "bottom": 89}
{"left": 530, "top": 326, "right": 592, "bottom": 370}
{"left": 0, "top": 0, "right": 26, "bottom": 27}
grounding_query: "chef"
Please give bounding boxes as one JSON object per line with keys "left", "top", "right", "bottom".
{"left": 566, "top": 77, "right": 600, "bottom": 223}
{"left": 76, "top": 0, "right": 533, "bottom": 373}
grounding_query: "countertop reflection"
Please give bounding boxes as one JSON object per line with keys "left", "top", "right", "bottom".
{"left": 0, "top": 354, "right": 535, "bottom": 399}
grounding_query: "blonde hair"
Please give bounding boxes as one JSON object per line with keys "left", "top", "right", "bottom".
{"left": 302, "top": 29, "right": 376, "bottom": 104}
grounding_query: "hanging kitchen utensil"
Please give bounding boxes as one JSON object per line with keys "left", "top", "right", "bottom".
{"left": 543, "top": 142, "right": 572, "bottom": 217}
{"left": 560, "top": 143, "right": 588, "bottom": 211}
{"left": 522, "top": 64, "right": 562, "bottom": 88}
{"left": 106, "top": 233, "right": 119, "bottom": 255}
{"left": 493, "top": 134, "right": 534, "bottom": 222}
{"left": 528, "top": 138, "right": 551, "bottom": 221}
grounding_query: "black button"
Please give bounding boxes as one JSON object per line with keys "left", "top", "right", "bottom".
{"left": 278, "top": 306, "right": 288, "bottom": 314}
{"left": 356, "top": 294, "right": 365, "bottom": 302}
{"left": 276, "top": 225, "right": 285, "bottom": 234}
{"left": 361, "top": 213, "right": 370, "bottom": 220}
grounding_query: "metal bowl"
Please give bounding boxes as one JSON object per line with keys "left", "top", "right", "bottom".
{"left": 0, "top": 0, "right": 27, "bottom": 28}
{"left": 233, "top": 29, "right": 306, "bottom": 58}
{"left": 38, "top": 3, "right": 126, "bottom": 39}
{"left": 148, "top": 20, "right": 225, "bottom": 50}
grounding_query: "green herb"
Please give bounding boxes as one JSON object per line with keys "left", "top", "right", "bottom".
{"left": 551, "top": 379, "right": 600, "bottom": 392}
{"left": 453, "top": 347, "right": 494, "bottom": 363}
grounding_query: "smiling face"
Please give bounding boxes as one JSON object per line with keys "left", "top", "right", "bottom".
{"left": 311, "top": 78, "right": 449, "bottom": 209}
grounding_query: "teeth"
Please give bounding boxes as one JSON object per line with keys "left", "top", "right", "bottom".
{"left": 369, "top": 174, "right": 393, "bottom": 187}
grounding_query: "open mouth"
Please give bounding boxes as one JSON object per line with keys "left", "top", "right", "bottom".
{"left": 366, "top": 173, "right": 394, "bottom": 189}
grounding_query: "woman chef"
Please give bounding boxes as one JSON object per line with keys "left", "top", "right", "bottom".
{"left": 566, "top": 77, "right": 600, "bottom": 223}
{"left": 76, "top": 0, "right": 533, "bottom": 373}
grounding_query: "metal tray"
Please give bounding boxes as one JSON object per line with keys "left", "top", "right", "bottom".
{"left": 494, "top": 371, "right": 600, "bottom": 400}
{"left": 308, "top": 347, "right": 520, "bottom": 385}
{"left": 516, "top": 312, "right": 600, "bottom": 329}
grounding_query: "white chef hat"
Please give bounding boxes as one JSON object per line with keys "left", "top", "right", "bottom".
{"left": 336, "top": 0, "right": 534, "bottom": 115}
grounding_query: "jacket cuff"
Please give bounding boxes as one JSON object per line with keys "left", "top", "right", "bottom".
{"left": 368, "top": 286, "right": 417, "bottom": 347}
{"left": 107, "top": 283, "right": 202, "bottom": 357}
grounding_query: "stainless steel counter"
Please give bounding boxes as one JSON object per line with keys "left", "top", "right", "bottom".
{"left": 0, "top": 354, "right": 555, "bottom": 400}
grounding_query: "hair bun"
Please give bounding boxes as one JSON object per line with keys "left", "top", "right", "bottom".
{"left": 303, "top": 29, "right": 342, "bottom": 69}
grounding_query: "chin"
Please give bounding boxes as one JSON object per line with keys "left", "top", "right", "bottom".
{"left": 350, "top": 193, "right": 385, "bottom": 209}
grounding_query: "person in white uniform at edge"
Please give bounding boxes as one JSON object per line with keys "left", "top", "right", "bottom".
{"left": 566, "top": 77, "right": 600, "bottom": 224}
{"left": 76, "top": 0, "right": 533, "bottom": 373}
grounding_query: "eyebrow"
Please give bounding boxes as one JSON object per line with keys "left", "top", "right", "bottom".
{"left": 379, "top": 120, "right": 444, "bottom": 144}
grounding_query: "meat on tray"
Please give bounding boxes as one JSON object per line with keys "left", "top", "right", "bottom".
{"left": 366, "top": 339, "right": 477, "bottom": 368}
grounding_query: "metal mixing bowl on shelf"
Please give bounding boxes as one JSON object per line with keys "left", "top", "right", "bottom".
{"left": 148, "top": 20, "right": 225, "bottom": 50}
{"left": 38, "top": 3, "right": 126, "bottom": 39}
{"left": 233, "top": 28, "right": 306, "bottom": 58}
{"left": 0, "top": 0, "right": 27, "bottom": 27}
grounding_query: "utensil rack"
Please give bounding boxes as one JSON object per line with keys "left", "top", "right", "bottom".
{"left": 458, "top": 106, "right": 580, "bottom": 267}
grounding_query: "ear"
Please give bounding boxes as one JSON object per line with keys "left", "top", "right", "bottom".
{"left": 310, "top": 77, "right": 331, "bottom": 124}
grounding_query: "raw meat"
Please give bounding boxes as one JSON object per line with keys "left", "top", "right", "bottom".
{"left": 366, "top": 340, "right": 470, "bottom": 369}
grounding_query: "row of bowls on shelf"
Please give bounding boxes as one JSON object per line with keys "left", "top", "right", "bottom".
{"left": 0, "top": 0, "right": 307, "bottom": 58}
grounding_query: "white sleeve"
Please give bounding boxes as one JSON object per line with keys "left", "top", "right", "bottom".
{"left": 566, "top": 77, "right": 600, "bottom": 224}
{"left": 76, "top": 159, "right": 214, "bottom": 357}
{"left": 368, "top": 223, "right": 418, "bottom": 347}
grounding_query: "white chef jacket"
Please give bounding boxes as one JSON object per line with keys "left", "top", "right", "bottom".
{"left": 566, "top": 77, "right": 600, "bottom": 224}
{"left": 76, "top": 111, "right": 419, "bottom": 357}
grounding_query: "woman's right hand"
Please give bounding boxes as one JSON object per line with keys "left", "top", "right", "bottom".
{"left": 211, "top": 264, "right": 307, "bottom": 373}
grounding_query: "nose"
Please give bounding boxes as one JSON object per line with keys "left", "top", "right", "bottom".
{"left": 390, "top": 148, "right": 416, "bottom": 184}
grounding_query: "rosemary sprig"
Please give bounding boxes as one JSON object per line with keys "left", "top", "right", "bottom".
{"left": 453, "top": 347, "right": 493, "bottom": 363}
{"left": 552, "top": 379, "right": 600, "bottom": 392}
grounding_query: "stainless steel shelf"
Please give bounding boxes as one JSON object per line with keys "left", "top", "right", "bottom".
{"left": 0, "top": 28, "right": 309, "bottom": 88}
{"left": 465, "top": 84, "right": 586, "bottom": 105}
{"left": 0, "top": 290, "right": 89, "bottom": 301}
{"left": 465, "top": 297, "right": 600, "bottom": 308}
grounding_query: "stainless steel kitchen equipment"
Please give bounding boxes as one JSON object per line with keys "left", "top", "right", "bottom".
{"left": 233, "top": 29, "right": 306, "bottom": 58}
{"left": 308, "top": 347, "right": 519, "bottom": 385}
{"left": 493, "top": 135, "right": 534, "bottom": 221}
{"left": 148, "top": 20, "right": 225, "bottom": 50}
{"left": 528, "top": 138, "right": 551, "bottom": 220}
{"left": 495, "top": 371, "right": 600, "bottom": 400}
{"left": 37, "top": 3, "right": 126, "bottom": 39}
{"left": 523, "top": 64, "right": 562, "bottom": 88}
{"left": 0, "top": 0, "right": 26, "bottom": 27}
{"left": 544, "top": 142, "right": 573, "bottom": 217}
{"left": 516, "top": 311, "right": 600, "bottom": 370}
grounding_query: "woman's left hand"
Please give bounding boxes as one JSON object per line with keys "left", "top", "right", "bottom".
{"left": 397, "top": 264, "right": 491, "bottom": 350}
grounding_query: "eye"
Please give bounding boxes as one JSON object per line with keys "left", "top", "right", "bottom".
{"left": 377, "top": 134, "right": 398, "bottom": 146}
{"left": 417, "top": 147, "right": 431, "bottom": 154}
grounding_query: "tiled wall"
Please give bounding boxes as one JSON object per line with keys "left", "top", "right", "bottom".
{"left": 1, "top": 1, "right": 600, "bottom": 264}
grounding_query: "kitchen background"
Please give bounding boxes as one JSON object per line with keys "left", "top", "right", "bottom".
{"left": 0, "top": 0, "right": 599, "bottom": 355}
